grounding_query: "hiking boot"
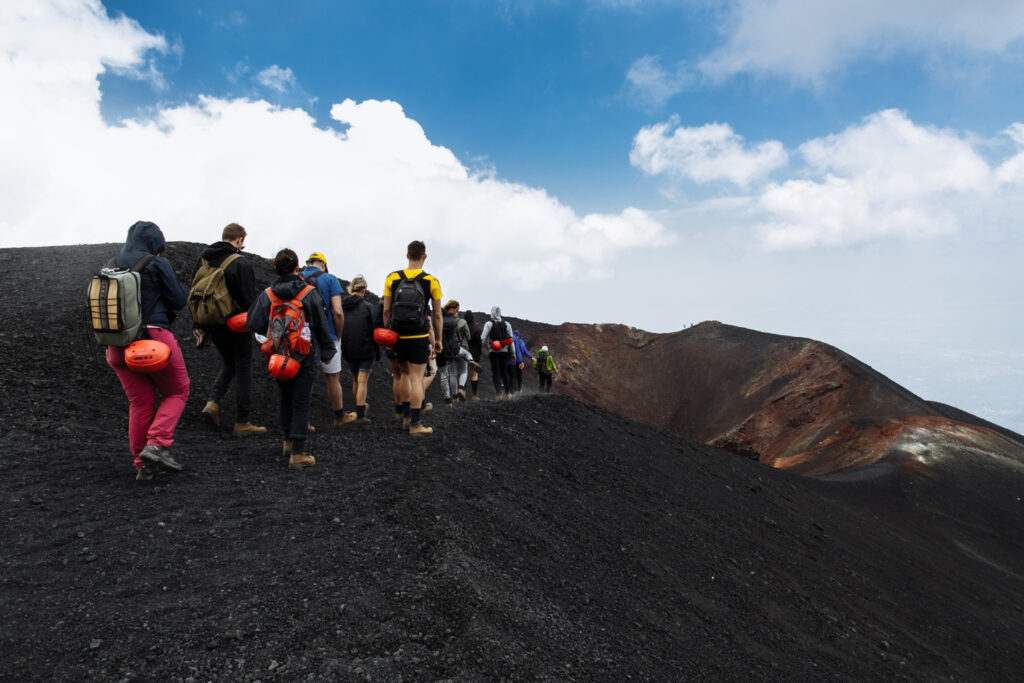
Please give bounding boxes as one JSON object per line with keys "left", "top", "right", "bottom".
{"left": 307, "top": 424, "right": 316, "bottom": 433}
{"left": 233, "top": 422, "right": 267, "bottom": 435}
{"left": 288, "top": 452, "right": 315, "bottom": 468}
{"left": 457, "top": 388, "right": 467, "bottom": 402}
{"left": 333, "top": 412, "right": 357, "bottom": 427}
{"left": 363, "top": 402, "right": 370, "bottom": 417}
{"left": 282, "top": 440, "right": 293, "bottom": 456}
{"left": 135, "top": 465, "right": 155, "bottom": 482}
{"left": 139, "top": 444, "right": 183, "bottom": 472}
{"left": 402, "top": 416, "right": 411, "bottom": 430}
{"left": 409, "top": 423, "right": 433, "bottom": 436}
{"left": 202, "top": 400, "right": 220, "bottom": 427}
{"left": 422, "top": 402, "right": 433, "bottom": 415}
{"left": 468, "top": 360, "right": 481, "bottom": 371}
{"left": 355, "top": 416, "right": 372, "bottom": 424}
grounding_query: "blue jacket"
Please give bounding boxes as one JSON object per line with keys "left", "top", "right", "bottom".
{"left": 507, "top": 330, "right": 532, "bottom": 365}
{"left": 114, "top": 221, "right": 186, "bottom": 329}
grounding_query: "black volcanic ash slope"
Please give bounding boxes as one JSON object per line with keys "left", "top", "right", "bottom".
{"left": 1, "top": 242, "right": 1023, "bottom": 681}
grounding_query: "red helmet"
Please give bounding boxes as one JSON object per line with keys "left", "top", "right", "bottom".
{"left": 502, "top": 337, "right": 513, "bottom": 346}
{"left": 490, "top": 340, "right": 502, "bottom": 351}
{"left": 268, "top": 354, "right": 300, "bottom": 381}
{"left": 226, "top": 312, "right": 249, "bottom": 333}
{"left": 124, "top": 339, "right": 171, "bottom": 374}
{"left": 373, "top": 328, "right": 399, "bottom": 347}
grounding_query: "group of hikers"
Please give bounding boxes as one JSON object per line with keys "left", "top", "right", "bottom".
{"left": 96, "top": 221, "right": 559, "bottom": 480}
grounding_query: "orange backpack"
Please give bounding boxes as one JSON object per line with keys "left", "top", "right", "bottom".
{"left": 260, "top": 285, "right": 315, "bottom": 379}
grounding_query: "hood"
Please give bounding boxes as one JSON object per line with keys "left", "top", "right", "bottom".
{"left": 490, "top": 306, "right": 502, "bottom": 321}
{"left": 341, "top": 292, "right": 364, "bottom": 311}
{"left": 117, "top": 220, "right": 166, "bottom": 267}
{"left": 200, "top": 240, "right": 240, "bottom": 266}
{"left": 270, "top": 274, "right": 311, "bottom": 300}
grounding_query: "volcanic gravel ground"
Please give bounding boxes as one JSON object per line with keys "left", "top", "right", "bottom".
{"left": 1, "top": 242, "right": 1023, "bottom": 681}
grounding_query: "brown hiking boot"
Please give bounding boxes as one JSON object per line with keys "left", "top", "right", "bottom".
{"left": 233, "top": 422, "right": 267, "bottom": 435}
{"left": 408, "top": 423, "right": 433, "bottom": 436}
{"left": 402, "top": 416, "right": 411, "bottom": 430}
{"left": 202, "top": 400, "right": 220, "bottom": 427}
{"left": 307, "top": 424, "right": 316, "bottom": 433}
{"left": 288, "top": 453, "right": 315, "bottom": 468}
{"left": 282, "top": 440, "right": 293, "bottom": 456}
{"left": 333, "top": 412, "right": 357, "bottom": 427}
{"left": 422, "top": 402, "right": 433, "bottom": 415}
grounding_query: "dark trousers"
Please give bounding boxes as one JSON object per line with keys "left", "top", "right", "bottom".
{"left": 277, "top": 362, "right": 316, "bottom": 441}
{"left": 508, "top": 364, "right": 523, "bottom": 392}
{"left": 538, "top": 372, "right": 552, "bottom": 393}
{"left": 209, "top": 327, "right": 253, "bottom": 422}
{"left": 489, "top": 352, "right": 510, "bottom": 395}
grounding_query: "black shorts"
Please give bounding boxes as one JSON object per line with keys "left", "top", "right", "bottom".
{"left": 393, "top": 336, "right": 430, "bottom": 365}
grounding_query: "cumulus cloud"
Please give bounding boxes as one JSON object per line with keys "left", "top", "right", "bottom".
{"left": 701, "top": 0, "right": 1024, "bottom": 84}
{"left": 755, "top": 109, "right": 994, "bottom": 248}
{"left": 630, "top": 115, "right": 788, "bottom": 187}
{"left": 0, "top": 0, "right": 671, "bottom": 306}
{"left": 256, "top": 65, "right": 296, "bottom": 93}
{"left": 625, "top": 56, "right": 692, "bottom": 110}
{"left": 634, "top": 108, "right": 1024, "bottom": 249}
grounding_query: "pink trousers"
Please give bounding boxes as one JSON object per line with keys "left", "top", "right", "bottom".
{"left": 107, "top": 327, "right": 190, "bottom": 469}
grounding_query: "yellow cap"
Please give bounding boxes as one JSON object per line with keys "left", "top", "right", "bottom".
{"left": 306, "top": 252, "right": 328, "bottom": 270}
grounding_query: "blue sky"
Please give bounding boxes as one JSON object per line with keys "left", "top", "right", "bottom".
{"left": 2, "top": 0, "right": 1023, "bottom": 432}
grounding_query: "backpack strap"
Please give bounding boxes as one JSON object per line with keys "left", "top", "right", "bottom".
{"left": 130, "top": 254, "right": 156, "bottom": 272}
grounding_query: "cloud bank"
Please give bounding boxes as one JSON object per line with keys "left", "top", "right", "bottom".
{"left": 632, "top": 109, "right": 1024, "bottom": 249}
{"left": 0, "top": 0, "right": 670, "bottom": 303}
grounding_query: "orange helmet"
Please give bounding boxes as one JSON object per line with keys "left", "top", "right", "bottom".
{"left": 226, "top": 312, "right": 249, "bottom": 333}
{"left": 124, "top": 339, "right": 171, "bottom": 374}
{"left": 502, "top": 337, "right": 513, "bottom": 346}
{"left": 373, "top": 328, "right": 399, "bottom": 347}
{"left": 268, "top": 354, "right": 300, "bottom": 381}
{"left": 490, "top": 340, "right": 502, "bottom": 351}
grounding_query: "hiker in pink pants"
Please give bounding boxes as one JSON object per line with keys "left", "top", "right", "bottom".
{"left": 105, "top": 221, "right": 190, "bottom": 481}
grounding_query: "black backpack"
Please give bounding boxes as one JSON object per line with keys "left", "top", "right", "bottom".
{"left": 440, "top": 314, "right": 460, "bottom": 363}
{"left": 488, "top": 319, "right": 508, "bottom": 347}
{"left": 536, "top": 350, "right": 550, "bottom": 374}
{"left": 390, "top": 271, "right": 428, "bottom": 335}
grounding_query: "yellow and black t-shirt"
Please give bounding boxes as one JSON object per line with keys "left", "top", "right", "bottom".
{"left": 383, "top": 269, "right": 442, "bottom": 339}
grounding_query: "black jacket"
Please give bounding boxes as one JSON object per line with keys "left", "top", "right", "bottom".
{"left": 247, "top": 275, "right": 336, "bottom": 367}
{"left": 114, "top": 221, "right": 186, "bottom": 329}
{"left": 340, "top": 293, "right": 380, "bottom": 362}
{"left": 191, "top": 241, "right": 257, "bottom": 315}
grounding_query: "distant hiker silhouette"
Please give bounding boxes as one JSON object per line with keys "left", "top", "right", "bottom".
{"left": 507, "top": 329, "right": 532, "bottom": 393}
{"left": 190, "top": 222, "right": 266, "bottom": 436}
{"left": 438, "top": 299, "right": 474, "bottom": 406}
{"left": 534, "top": 345, "right": 557, "bottom": 393}
{"left": 482, "top": 307, "right": 514, "bottom": 398}
{"left": 340, "top": 274, "right": 379, "bottom": 423}
{"left": 104, "top": 221, "right": 190, "bottom": 481}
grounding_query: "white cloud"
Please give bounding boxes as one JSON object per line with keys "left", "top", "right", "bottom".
{"left": 630, "top": 115, "right": 788, "bottom": 187}
{"left": 700, "top": 0, "right": 1024, "bottom": 84}
{"left": 755, "top": 109, "right": 994, "bottom": 248}
{"left": 625, "top": 55, "right": 691, "bottom": 110}
{"left": 256, "top": 65, "right": 296, "bottom": 93}
{"left": 0, "top": 0, "right": 671, "bottom": 308}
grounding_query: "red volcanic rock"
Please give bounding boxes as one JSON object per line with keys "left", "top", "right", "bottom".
{"left": 507, "top": 319, "right": 1024, "bottom": 477}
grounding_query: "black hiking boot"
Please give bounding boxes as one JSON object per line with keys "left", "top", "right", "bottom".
{"left": 135, "top": 465, "right": 155, "bottom": 482}
{"left": 139, "top": 444, "right": 183, "bottom": 472}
